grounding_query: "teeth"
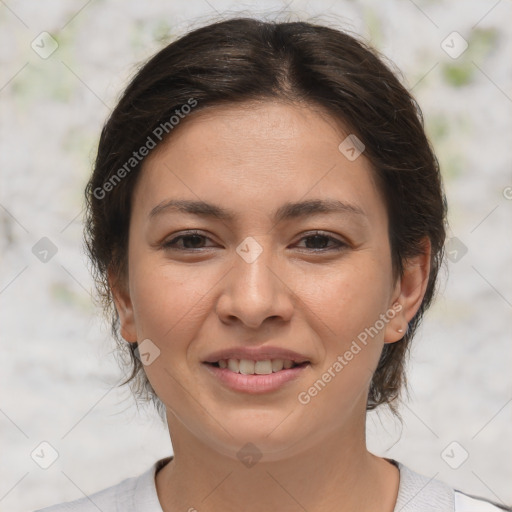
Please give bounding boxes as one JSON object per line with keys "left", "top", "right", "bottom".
{"left": 255, "top": 360, "right": 272, "bottom": 374}
{"left": 216, "top": 358, "right": 298, "bottom": 374}
{"left": 271, "top": 359, "right": 284, "bottom": 372}
{"left": 239, "top": 359, "right": 255, "bottom": 375}
{"left": 227, "top": 359, "right": 239, "bottom": 373}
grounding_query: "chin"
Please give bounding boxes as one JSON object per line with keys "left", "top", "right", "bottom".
{"left": 200, "top": 417, "right": 313, "bottom": 463}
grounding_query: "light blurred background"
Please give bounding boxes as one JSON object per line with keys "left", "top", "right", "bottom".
{"left": 0, "top": 1, "right": 511, "bottom": 511}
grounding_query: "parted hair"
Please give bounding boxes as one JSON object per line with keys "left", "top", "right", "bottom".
{"left": 84, "top": 17, "right": 447, "bottom": 422}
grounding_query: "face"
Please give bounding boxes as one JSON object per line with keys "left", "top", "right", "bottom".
{"left": 111, "top": 101, "right": 428, "bottom": 461}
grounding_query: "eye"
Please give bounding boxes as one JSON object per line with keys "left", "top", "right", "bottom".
{"left": 162, "top": 230, "right": 215, "bottom": 250}
{"left": 161, "top": 230, "right": 347, "bottom": 252}
{"left": 295, "top": 231, "right": 347, "bottom": 252}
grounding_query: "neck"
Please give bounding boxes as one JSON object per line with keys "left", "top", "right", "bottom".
{"left": 155, "top": 414, "right": 399, "bottom": 512}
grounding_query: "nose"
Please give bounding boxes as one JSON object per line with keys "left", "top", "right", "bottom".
{"left": 216, "top": 239, "right": 294, "bottom": 330}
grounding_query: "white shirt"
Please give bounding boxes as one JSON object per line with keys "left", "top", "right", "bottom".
{"left": 33, "top": 456, "right": 510, "bottom": 512}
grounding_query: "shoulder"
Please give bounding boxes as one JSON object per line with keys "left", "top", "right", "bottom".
{"left": 454, "top": 490, "right": 512, "bottom": 512}
{"left": 32, "top": 457, "right": 171, "bottom": 512}
{"left": 389, "top": 459, "right": 511, "bottom": 512}
{"left": 32, "top": 473, "right": 140, "bottom": 512}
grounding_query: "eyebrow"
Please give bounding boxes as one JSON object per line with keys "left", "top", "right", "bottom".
{"left": 149, "top": 198, "right": 366, "bottom": 223}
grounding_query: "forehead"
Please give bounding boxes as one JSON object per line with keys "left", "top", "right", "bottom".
{"left": 134, "top": 101, "right": 386, "bottom": 227}
{"left": 156, "top": 100, "right": 350, "bottom": 163}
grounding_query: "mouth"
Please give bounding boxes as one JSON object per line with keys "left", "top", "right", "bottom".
{"left": 202, "top": 359, "right": 311, "bottom": 394}
{"left": 203, "top": 359, "right": 310, "bottom": 375}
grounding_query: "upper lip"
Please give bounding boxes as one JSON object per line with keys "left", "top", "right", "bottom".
{"left": 202, "top": 346, "right": 310, "bottom": 364}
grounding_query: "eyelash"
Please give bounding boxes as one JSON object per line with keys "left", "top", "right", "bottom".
{"left": 161, "top": 230, "right": 348, "bottom": 252}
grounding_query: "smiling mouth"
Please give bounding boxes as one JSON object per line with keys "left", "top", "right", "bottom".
{"left": 204, "top": 359, "right": 310, "bottom": 375}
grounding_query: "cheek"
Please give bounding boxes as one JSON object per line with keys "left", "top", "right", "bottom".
{"left": 130, "top": 261, "right": 209, "bottom": 340}
{"left": 294, "top": 262, "right": 391, "bottom": 422}
{"left": 127, "top": 257, "right": 217, "bottom": 395}
{"left": 299, "top": 254, "right": 393, "bottom": 341}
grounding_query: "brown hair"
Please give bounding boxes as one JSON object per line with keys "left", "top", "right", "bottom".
{"left": 84, "top": 17, "right": 447, "bottom": 421}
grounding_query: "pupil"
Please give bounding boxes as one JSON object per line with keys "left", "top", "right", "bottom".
{"left": 306, "top": 235, "right": 327, "bottom": 249}
{"left": 185, "top": 235, "right": 204, "bottom": 248}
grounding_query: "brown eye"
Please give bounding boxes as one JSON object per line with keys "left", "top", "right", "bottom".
{"left": 296, "top": 232, "right": 347, "bottom": 252}
{"left": 162, "top": 230, "right": 214, "bottom": 250}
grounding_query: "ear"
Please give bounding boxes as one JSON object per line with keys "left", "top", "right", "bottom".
{"left": 108, "top": 267, "right": 138, "bottom": 343}
{"left": 384, "top": 237, "right": 431, "bottom": 344}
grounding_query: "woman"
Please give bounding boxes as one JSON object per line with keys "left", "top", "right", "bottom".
{"left": 35, "top": 16, "right": 510, "bottom": 512}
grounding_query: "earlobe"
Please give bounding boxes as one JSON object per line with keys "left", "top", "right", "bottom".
{"left": 108, "top": 267, "right": 138, "bottom": 343}
{"left": 384, "top": 238, "right": 431, "bottom": 344}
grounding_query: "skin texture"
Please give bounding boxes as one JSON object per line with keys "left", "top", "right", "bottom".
{"left": 110, "top": 101, "right": 431, "bottom": 512}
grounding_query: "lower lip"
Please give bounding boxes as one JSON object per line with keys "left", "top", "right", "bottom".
{"left": 202, "top": 363, "right": 310, "bottom": 394}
